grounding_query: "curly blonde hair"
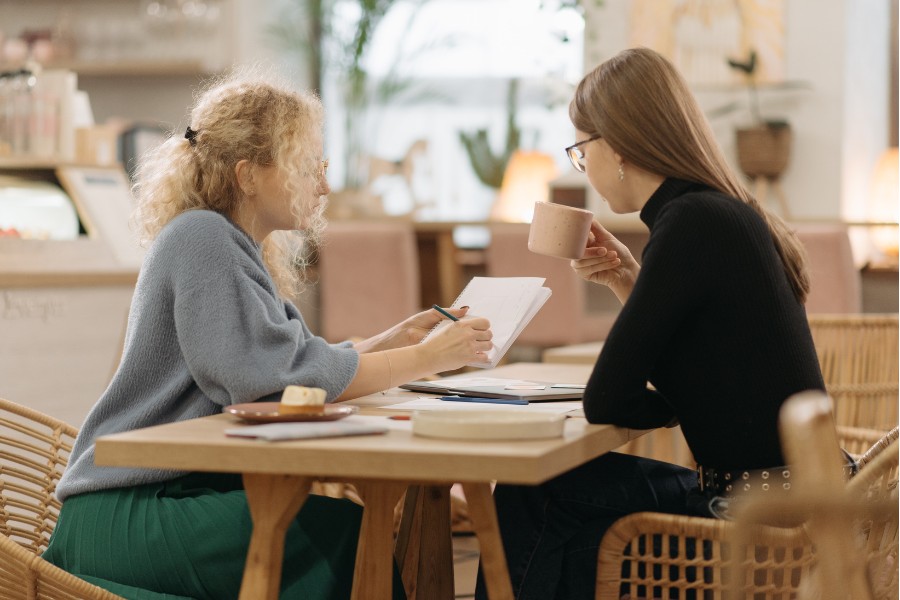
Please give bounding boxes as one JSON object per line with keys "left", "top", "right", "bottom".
{"left": 132, "top": 65, "right": 326, "bottom": 299}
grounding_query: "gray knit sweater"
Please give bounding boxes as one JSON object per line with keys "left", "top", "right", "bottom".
{"left": 57, "top": 210, "right": 359, "bottom": 501}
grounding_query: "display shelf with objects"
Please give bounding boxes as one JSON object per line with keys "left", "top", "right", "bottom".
{"left": 0, "top": 0, "right": 233, "bottom": 83}
{"left": 0, "top": 59, "right": 210, "bottom": 78}
{"left": 0, "top": 159, "right": 142, "bottom": 427}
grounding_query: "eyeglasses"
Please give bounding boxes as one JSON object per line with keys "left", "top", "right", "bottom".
{"left": 565, "top": 134, "right": 601, "bottom": 173}
{"left": 322, "top": 159, "right": 329, "bottom": 176}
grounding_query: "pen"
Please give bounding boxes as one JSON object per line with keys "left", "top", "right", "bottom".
{"left": 441, "top": 396, "right": 528, "bottom": 406}
{"left": 432, "top": 304, "right": 459, "bottom": 322}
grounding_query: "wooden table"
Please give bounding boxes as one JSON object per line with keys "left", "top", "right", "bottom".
{"left": 94, "top": 363, "right": 643, "bottom": 600}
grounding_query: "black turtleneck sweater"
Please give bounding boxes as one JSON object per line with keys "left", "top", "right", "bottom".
{"left": 583, "top": 178, "right": 824, "bottom": 470}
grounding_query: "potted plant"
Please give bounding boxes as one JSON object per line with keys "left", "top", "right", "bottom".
{"left": 727, "top": 50, "right": 792, "bottom": 181}
{"left": 458, "top": 78, "right": 522, "bottom": 190}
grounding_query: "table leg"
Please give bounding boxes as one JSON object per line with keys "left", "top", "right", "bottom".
{"left": 351, "top": 480, "right": 409, "bottom": 600}
{"left": 394, "top": 485, "right": 454, "bottom": 599}
{"left": 239, "top": 473, "right": 312, "bottom": 600}
{"left": 394, "top": 486, "right": 423, "bottom": 595}
{"left": 462, "top": 482, "right": 514, "bottom": 600}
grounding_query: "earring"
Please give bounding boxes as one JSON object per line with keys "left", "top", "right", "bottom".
{"left": 618, "top": 164, "right": 625, "bottom": 182}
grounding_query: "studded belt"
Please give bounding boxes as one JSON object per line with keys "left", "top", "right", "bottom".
{"left": 697, "top": 452, "right": 858, "bottom": 497}
{"left": 697, "top": 465, "right": 794, "bottom": 495}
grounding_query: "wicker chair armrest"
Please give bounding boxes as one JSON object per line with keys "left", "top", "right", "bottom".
{"left": 596, "top": 513, "right": 735, "bottom": 600}
{"left": 596, "top": 512, "right": 811, "bottom": 600}
{"left": 0, "top": 534, "right": 124, "bottom": 599}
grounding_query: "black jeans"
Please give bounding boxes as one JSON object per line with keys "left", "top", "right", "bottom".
{"left": 474, "top": 452, "right": 702, "bottom": 600}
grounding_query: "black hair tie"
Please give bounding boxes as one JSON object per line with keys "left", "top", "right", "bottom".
{"left": 184, "top": 126, "right": 198, "bottom": 146}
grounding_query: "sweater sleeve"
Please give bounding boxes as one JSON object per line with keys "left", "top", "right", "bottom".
{"left": 168, "top": 216, "right": 358, "bottom": 405}
{"left": 583, "top": 197, "right": 722, "bottom": 428}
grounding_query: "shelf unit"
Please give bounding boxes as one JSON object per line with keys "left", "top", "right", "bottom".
{"left": 0, "top": 60, "right": 211, "bottom": 78}
{"left": 0, "top": 159, "right": 142, "bottom": 427}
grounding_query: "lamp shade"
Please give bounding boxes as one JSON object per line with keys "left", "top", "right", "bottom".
{"left": 869, "top": 147, "right": 899, "bottom": 258}
{"left": 491, "top": 150, "right": 559, "bottom": 222}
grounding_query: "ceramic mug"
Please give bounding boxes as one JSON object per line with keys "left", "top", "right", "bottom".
{"left": 527, "top": 201, "right": 594, "bottom": 259}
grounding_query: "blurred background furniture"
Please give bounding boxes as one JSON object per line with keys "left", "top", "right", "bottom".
{"left": 317, "top": 220, "right": 421, "bottom": 343}
{"left": 795, "top": 223, "right": 862, "bottom": 314}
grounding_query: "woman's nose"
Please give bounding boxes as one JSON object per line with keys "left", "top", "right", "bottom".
{"left": 317, "top": 177, "right": 331, "bottom": 196}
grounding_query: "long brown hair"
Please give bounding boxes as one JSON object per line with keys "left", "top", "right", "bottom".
{"left": 132, "top": 65, "right": 326, "bottom": 300}
{"left": 569, "top": 47, "right": 809, "bottom": 303}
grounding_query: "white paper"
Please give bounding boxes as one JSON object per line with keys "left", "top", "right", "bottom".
{"left": 225, "top": 419, "right": 388, "bottom": 441}
{"left": 423, "top": 277, "right": 552, "bottom": 368}
{"left": 424, "top": 377, "right": 542, "bottom": 388}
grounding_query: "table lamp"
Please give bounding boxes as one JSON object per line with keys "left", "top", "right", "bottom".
{"left": 868, "top": 147, "right": 899, "bottom": 265}
{"left": 491, "top": 150, "right": 558, "bottom": 222}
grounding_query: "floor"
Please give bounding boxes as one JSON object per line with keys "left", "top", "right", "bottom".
{"left": 453, "top": 533, "right": 480, "bottom": 599}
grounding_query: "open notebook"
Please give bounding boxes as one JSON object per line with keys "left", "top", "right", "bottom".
{"left": 423, "top": 276, "right": 552, "bottom": 368}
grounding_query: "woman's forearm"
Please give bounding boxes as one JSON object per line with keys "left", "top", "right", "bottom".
{"left": 335, "top": 346, "right": 431, "bottom": 401}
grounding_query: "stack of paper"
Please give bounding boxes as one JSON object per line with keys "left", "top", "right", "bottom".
{"left": 423, "top": 277, "right": 552, "bottom": 368}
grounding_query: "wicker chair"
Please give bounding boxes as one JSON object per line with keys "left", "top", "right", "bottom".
{"left": 594, "top": 511, "right": 814, "bottom": 599}
{"left": 731, "top": 393, "right": 898, "bottom": 600}
{"left": 0, "top": 397, "right": 124, "bottom": 599}
{"left": 846, "top": 437, "right": 899, "bottom": 600}
{"left": 808, "top": 314, "right": 899, "bottom": 438}
{"left": 594, "top": 394, "right": 898, "bottom": 600}
{"left": 857, "top": 426, "right": 900, "bottom": 471}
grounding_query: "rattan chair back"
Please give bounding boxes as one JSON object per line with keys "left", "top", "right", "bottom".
{"left": 857, "top": 426, "right": 900, "bottom": 471}
{"left": 808, "top": 314, "right": 899, "bottom": 433}
{"left": 0, "top": 397, "right": 124, "bottom": 600}
{"left": 848, "top": 435, "right": 899, "bottom": 600}
{"left": 0, "top": 397, "right": 76, "bottom": 554}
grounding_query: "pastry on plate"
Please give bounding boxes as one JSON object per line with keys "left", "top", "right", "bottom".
{"left": 278, "top": 385, "right": 327, "bottom": 414}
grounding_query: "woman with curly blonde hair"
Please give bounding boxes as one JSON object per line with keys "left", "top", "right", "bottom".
{"left": 43, "top": 68, "right": 492, "bottom": 600}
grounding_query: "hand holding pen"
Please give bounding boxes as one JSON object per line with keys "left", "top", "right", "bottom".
{"left": 432, "top": 304, "right": 461, "bottom": 322}
{"left": 423, "top": 305, "right": 493, "bottom": 372}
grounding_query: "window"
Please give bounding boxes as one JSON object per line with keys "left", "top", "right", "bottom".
{"left": 320, "top": 0, "right": 585, "bottom": 219}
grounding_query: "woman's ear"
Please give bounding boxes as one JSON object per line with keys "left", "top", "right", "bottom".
{"left": 234, "top": 160, "right": 255, "bottom": 196}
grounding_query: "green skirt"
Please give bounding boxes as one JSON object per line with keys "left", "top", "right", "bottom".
{"left": 43, "top": 472, "right": 404, "bottom": 600}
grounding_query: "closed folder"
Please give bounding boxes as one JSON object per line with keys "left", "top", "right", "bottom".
{"left": 399, "top": 379, "right": 584, "bottom": 402}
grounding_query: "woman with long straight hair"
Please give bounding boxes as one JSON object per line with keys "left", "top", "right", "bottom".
{"left": 476, "top": 47, "right": 825, "bottom": 600}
